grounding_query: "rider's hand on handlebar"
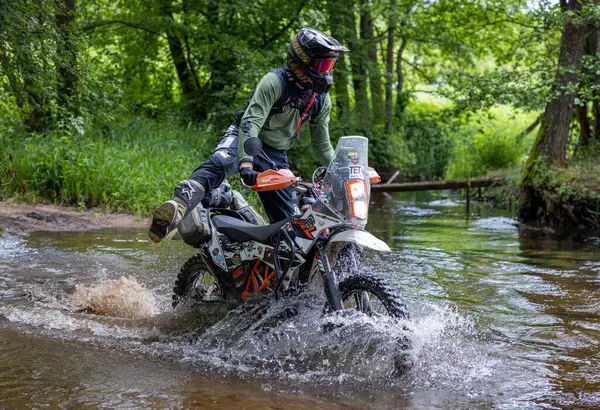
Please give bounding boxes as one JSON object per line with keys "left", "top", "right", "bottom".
{"left": 240, "top": 166, "right": 259, "bottom": 186}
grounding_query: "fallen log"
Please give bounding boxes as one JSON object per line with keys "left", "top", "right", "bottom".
{"left": 371, "top": 177, "right": 505, "bottom": 192}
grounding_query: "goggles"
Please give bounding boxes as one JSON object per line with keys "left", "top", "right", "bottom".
{"left": 310, "top": 58, "right": 337, "bottom": 74}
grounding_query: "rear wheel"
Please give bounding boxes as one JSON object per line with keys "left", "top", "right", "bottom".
{"left": 338, "top": 273, "right": 410, "bottom": 320}
{"left": 172, "top": 254, "right": 225, "bottom": 308}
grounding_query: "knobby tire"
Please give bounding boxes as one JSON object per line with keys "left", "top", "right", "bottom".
{"left": 338, "top": 273, "right": 410, "bottom": 320}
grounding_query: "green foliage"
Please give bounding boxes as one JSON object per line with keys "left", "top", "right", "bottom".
{"left": 529, "top": 145, "right": 600, "bottom": 203}
{"left": 446, "top": 108, "right": 539, "bottom": 179}
{"left": 0, "top": 0, "right": 84, "bottom": 131}
{"left": 0, "top": 0, "right": 596, "bottom": 220}
{"left": 400, "top": 102, "right": 453, "bottom": 179}
{"left": 1, "top": 117, "right": 232, "bottom": 214}
{"left": 0, "top": 150, "right": 18, "bottom": 200}
{"left": 367, "top": 125, "right": 415, "bottom": 171}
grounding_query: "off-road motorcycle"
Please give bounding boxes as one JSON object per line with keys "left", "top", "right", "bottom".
{"left": 172, "top": 136, "right": 410, "bottom": 322}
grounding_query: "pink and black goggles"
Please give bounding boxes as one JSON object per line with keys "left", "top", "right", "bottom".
{"left": 310, "top": 58, "right": 337, "bottom": 73}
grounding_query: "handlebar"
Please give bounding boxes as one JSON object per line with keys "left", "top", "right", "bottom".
{"left": 245, "top": 166, "right": 381, "bottom": 192}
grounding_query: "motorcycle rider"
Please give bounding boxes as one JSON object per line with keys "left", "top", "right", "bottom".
{"left": 149, "top": 27, "right": 348, "bottom": 243}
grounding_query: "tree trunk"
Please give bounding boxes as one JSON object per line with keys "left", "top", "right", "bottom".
{"left": 529, "top": 2, "right": 588, "bottom": 166}
{"left": 348, "top": 1, "right": 369, "bottom": 121}
{"left": 384, "top": 0, "right": 396, "bottom": 136}
{"left": 360, "top": 1, "right": 384, "bottom": 125}
{"left": 395, "top": 37, "right": 408, "bottom": 117}
{"left": 56, "top": 0, "right": 77, "bottom": 114}
{"left": 588, "top": 27, "right": 600, "bottom": 141}
{"left": 519, "top": 0, "right": 590, "bottom": 221}
{"left": 576, "top": 24, "right": 599, "bottom": 147}
{"left": 22, "top": 84, "right": 49, "bottom": 132}
{"left": 159, "top": 0, "right": 204, "bottom": 120}
{"left": 594, "top": 99, "right": 600, "bottom": 141}
{"left": 328, "top": 1, "right": 351, "bottom": 117}
{"left": 576, "top": 101, "right": 591, "bottom": 147}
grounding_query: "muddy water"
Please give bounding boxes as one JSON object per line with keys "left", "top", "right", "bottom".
{"left": 1, "top": 193, "right": 600, "bottom": 409}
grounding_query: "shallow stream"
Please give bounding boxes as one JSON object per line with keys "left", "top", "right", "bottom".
{"left": 1, "top": 192, "right": 600, "bottom": 409}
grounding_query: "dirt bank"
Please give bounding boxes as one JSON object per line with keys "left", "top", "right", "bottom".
{"left": 0, "top": 202, "right": 150, "bottom": 235}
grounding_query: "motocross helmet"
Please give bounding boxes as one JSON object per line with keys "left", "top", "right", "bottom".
{"left": 287, "top": 27, "right": 349, "bottom": 94}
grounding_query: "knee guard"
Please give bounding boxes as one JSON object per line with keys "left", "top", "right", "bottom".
{"left": 174, "top": 179, "right": 206, "bottom": 217}
{"left": 202, "top": 179, "right": 233, "bottom": 208}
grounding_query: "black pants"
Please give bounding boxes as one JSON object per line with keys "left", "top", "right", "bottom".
{"left": 190, "top": 125, "right": 297, "bottom": 223}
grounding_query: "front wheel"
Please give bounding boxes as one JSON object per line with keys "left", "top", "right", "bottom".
{"left": 338, "top": 273, "right": 410, "bottom": 320}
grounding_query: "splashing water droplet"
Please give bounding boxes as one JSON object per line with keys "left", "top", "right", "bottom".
{"left": 67, "top": 276, "right": 161, "bottom": 319}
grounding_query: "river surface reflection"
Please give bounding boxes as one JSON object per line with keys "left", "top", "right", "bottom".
{"left": 1, "top": 192, "right": 599, "bottom": 409}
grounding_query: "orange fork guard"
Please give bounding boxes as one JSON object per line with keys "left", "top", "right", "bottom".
{"left": 252, "top": 169, "right": 296, "bottom": 192}
{"left": 368, "top": 167, "right": 381, "bottom": 185}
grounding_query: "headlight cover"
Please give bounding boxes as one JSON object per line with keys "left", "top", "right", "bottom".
{"left": 346, "top": 179, "right": 369, "bottom": 222}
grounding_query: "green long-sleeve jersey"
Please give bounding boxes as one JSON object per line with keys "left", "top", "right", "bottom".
{"left": 237, "top": 72, "right": 335, "bottom": 166}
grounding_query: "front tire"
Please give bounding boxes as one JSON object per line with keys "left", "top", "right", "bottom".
{"left": 338, "top": 273, "right": 410, "bottom": 320}
{"left": 172, "top": 254, "right": 225, "bottom": 308}
{"left": 339, "top": 273, "right": 413, "bottom": 373}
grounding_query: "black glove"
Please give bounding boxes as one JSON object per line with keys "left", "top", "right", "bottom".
{"left": 240, "top": 167, "right": 259, "bottom": 186}
{"left": 299, "top": 195, "right": 316, "bottom": 212}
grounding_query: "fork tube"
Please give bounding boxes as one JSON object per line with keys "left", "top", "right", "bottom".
{"left": 316, "top": 240, "right": 343, "bottom": 311}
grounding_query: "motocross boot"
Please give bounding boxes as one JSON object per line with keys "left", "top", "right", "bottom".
{"left": 149, "top": 179, "right": 205, "bottom": 243}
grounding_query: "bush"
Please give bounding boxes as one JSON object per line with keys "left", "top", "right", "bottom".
{"left": 1, "top": 116, "right": 225, "bottom": 214}
{"left": 367, "top": 125, "right": 415, "bottom": 171}
{"left": 400, "top": 103, "right": 454, "bottom": 179}
{"left": 446, "top": 108, "right": 538, "bottom": 179}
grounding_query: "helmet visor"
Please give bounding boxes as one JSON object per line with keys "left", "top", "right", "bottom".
{"left": 310, "top": 59, "right": 337, "bottom": 74}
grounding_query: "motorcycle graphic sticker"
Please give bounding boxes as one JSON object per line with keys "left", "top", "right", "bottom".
{"left": 293, "top": 215, "right": 317, "bottom": 239}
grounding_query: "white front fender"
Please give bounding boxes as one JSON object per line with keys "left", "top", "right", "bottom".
{"left": 329, "top": 230, "right": 391, "bottom": 252}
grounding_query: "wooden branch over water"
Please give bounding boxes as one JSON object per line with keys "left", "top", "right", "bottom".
{"left": 371, "top": 177, "right": 505, "bottom": 192}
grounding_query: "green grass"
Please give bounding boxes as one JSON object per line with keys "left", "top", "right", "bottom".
{"left": 1, "top": 117, "right": 221, "bottom": 215}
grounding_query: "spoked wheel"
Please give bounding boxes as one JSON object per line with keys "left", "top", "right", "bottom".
{"left": 338, "top": 273, "right": 410, "bottom": 320}
{"left": 172, "top": 254, "right": 225, "bottom": 307}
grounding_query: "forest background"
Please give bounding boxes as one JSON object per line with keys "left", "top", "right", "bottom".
{"left": 0, "top": 0, "right": 599, "bottom": 226}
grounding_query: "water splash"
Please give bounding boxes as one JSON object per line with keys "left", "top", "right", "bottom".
{"left": 176, "top": 293, "right": 415, "bottom": 382}
{"left": 1, "top": 305, "right": 148, "bottom": 339}
{"left": 406, "top": 303, "right": 498, "bottom": 393}
{"left": 5, "top": 270, "right": 499, "bottom": 400}
{"left": 66, "top": 276, "right": 162, "bottom": 319}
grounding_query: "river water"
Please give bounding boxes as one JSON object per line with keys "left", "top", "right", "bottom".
{"left": 1, "top": 192, "right": 600, "bottom": 409}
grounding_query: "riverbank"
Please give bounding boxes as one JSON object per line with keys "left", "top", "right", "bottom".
{"left": 519, "top": 150, "right": 600, "bottom": 229}
{"left": 0, "top": 202, "right": 149, "bottom": 235}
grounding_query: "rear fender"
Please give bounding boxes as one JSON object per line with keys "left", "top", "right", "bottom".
{"left": 328, "top": 230, "right": 391, "bottom": 252}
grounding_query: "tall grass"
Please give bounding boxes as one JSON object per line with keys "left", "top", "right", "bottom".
{"left": 2, "top": 117, "right": 219, "bottom": 214}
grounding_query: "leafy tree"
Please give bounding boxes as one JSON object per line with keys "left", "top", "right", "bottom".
{"left": 81, "top": 0, "right": 308, "bottom": 122}
{"left": 519, "top": 0, "right": 598, "bottom": 221}
{"left": 1, "top": 0, "right": 58, "bottom": 131}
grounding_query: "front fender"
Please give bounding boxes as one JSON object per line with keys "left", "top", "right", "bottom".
{"left": 328, "top": 230, "right": 391, "bottom": 252}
